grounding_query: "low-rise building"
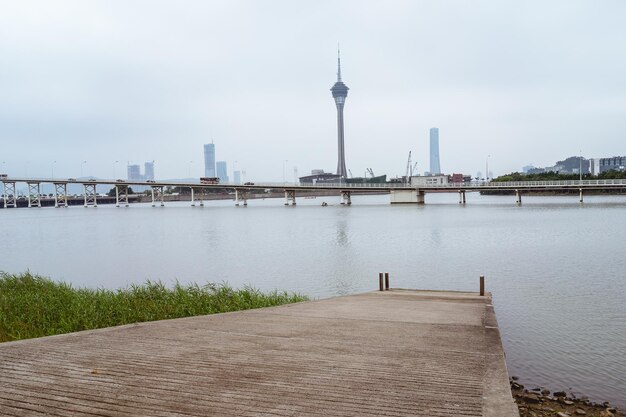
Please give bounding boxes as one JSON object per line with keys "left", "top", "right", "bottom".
{"left": 410, "top": 175, "right": 449, "bottom": 186}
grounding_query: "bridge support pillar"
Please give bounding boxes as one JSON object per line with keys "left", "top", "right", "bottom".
{"left": 579, "top": 188, "right": 583, "bottom": 203}
{"left": 458, "top": 190, "right": 466, "bottom": 204}
{"left": 340, "top": 191, "right": 352, "bottom": 205}
{"left": 235, "top": 189, "right": 248, "bottom": 206}
{"left": 390, "top": 189, "right": 424, "bottom": 204}
{"left": 83, "top": 184, "right": 97, "bottom": 207}
{"left": 54, "top": 183, "right": 68, "bottom": 208}
{"left": 417, "top": 190, "right": 425, "bottom": 204}
{"left": 28, "top": 183, "right": 41, "bottom": 208}
{"left": 284, "top": 190, "right": 296, "bottom": 206}
{"left": 190, "top": 187, "right": 195, "bottom": 207}
{"left": 515, "top": 190, "right": 522, "bottom": 205}
{"left": 150, "top": 186, "right": 164, "bottom": 207}
{"left": 3, "top": 182, "right": 17, "bottom": 208}
{"left": 116, "top": 185, "right": 129, "bottom": 207}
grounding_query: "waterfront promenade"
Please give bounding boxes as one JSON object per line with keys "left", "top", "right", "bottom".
{"left": 0, "top": 289, "right": 518, "bottom": 416}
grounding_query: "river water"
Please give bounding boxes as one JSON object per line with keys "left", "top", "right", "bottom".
{"left": 1, "top": 193, "right": 625, "bottom": 407}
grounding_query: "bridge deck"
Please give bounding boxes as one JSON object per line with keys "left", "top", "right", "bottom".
{"left": 0, "top": 290, "right": 518, "bottom": 416}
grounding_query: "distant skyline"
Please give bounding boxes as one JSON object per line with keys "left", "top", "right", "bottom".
{"left": 1, "top": 1, "right": 625, "bottom": 181}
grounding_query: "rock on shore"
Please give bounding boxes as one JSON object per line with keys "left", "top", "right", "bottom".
{"left": 510, "top": 378, "right": 623, "bottom": 417}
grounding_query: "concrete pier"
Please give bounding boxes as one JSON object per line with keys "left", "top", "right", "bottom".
{"left": 0, "top": 289, "right": 518, "bottom": 416}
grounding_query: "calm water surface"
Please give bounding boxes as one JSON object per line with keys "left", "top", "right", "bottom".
{"left": 2, "top": 193, "right": 625, "bottom": 407}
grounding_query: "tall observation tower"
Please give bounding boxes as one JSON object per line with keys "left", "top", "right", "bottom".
{"left": 331, "top": 49, "right": 349, "bottom": 178}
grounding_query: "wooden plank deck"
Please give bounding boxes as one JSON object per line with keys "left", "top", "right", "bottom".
{"left": 0, "top": 289, "right": 518, "bottom": 416}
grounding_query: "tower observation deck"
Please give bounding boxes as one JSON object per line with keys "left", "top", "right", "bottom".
{"left": 331, "top": 49, "right": 349, "bottom": 178}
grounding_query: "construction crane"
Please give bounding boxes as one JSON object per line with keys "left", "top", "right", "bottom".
{"left": 405, "top": 152, "right": 412, "bottom": 183}
{"left": 367, "top": 168, "right": 375, "bottom": 177}
{"left": 348, "top": 169, "right": 353, "bottom": 178}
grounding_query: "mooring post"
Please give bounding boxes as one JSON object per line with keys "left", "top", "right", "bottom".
{"left": 379, "top": 273, "right": 384, "bottom": 291}
{"left": 385, "top": 272, "right": 389, "bottom": 290}
{"left": 480, "top": 275, "right": 485, "bottom": 296}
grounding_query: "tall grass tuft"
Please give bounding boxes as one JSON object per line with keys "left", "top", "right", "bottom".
{"left": 0, "top": 272, "right": 308, "bottom": 343}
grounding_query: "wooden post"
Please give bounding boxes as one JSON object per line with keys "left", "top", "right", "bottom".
{"left": 379, "top": 273, "right": 384, "bottom": 291}
{"left": 480, "top": 275, "right": 485, "bottom": 296}
{"left": 385, "top": 272, "right": 389, "bottom": 290}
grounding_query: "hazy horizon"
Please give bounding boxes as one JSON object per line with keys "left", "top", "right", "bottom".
{"left": 1, "top": 1, "right": 625, "bottom": 181}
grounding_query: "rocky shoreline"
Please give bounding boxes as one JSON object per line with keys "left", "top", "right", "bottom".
{"left": 511, "top": 377, "right": 623, "bottom": 417}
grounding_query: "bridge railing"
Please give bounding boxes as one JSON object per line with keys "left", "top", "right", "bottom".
{"left": 3, "top": 178, "right": 626, "bottom": 189}
{"left": 245, "top": 182, "right": 409, "bottom": 189}
{"left": 437, "top": 179, "right": 626, "bottom": 188}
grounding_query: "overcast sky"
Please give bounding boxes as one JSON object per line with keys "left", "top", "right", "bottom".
{"left": 1, "top": 0, "right": 625, "bottom": 181}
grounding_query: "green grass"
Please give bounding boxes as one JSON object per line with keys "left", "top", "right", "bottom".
{"left": 0, "top": 272, "right": 309, "bottom": 343}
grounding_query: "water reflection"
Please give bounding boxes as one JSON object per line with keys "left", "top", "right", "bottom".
{"left": 335, "top": 218, "right": 349, "bottom": 247}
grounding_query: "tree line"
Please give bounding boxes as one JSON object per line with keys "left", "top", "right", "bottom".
{"left": 493, "top": 170, "right": 626, "bottom": 182}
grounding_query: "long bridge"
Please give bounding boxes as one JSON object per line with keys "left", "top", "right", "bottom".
{"left": 2, "top": 177, "right": 626, "bottom": 208}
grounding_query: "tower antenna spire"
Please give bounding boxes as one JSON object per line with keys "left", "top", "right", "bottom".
{"left": 337, "top": 44, "right": 342, "bottom": 82}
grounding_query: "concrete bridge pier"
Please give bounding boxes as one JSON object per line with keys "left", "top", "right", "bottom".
{"left": 390, "top": 189, "right": 425, "bottom": 204}
{"left": 116, "top": 185, "right": 129, "bottom": 207}
{"left": 458, "top": 190, "right": 466, "bottom": 204}
{"left": 235, "top": 189, "right": 248, "bottom": 206}
{"left": 150, "top": 186, "right": 164, "bottom": 207}
{"left": 54, "top": 183, "right": 68, "bottom": 208}
{"left": 284, "top": 190, "right": 296, "bottom": 206}
{"left": 340, "top": 190, "right": 352, "bottom": 205}
{"left": 515, "top": 190, "right": 522, "bottom": 205}
{"left": 27, "top": 182, "right": 41, "bottom": 208}
{"left": 83, "top": 184, "right": 97, "bottom": 207}
{"left": 190, "top": 187, "right": 204, "bottom": 207}
{"left": 2, "top": 182, "right": 17, "bottom": 208}
{"left": 579, "top": 188, "right": 584, "bottom": 203}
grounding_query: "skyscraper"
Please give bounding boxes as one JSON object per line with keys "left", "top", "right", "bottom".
{"left": 144, "top": 161, "right": 154, "bottom": 180}
{"left": 233, "top": 170, "right": 241, "bottom": 184}
{"left": 127, "top": 164, "right": 142, "bottom": 181}
{"left": 216, "top": 161, "right": 229, "bottom": 183}
{"left": 331, "top": 49, "right": 349, "bottom": 178}
{"left": 204, "top": 143, "right": 215, "bottom": 177}
{"left": 429, "top": 128, "right": 441, "bottom": 175}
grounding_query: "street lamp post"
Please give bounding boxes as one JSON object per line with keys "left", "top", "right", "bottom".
{"left": 579, "top": 152, "right": 583, "bottom": 182}
{"left": 81, "top": 160, "right": 87, "bottom": 178}
{"left": 188, "top": 161, "right": 193, "bottom": 178}
{"left": 283, "top": 159, "right": 288, "bottom": 184}
{"left": 113, "top": 160, "right": 119, "bottom": 179}
{"left": 485, "top": 155, "right": 491, "bottom": 182}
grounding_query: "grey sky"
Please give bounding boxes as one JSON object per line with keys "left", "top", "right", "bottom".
{"left": 1, "top": 0, "right": 625, "bottom": 181}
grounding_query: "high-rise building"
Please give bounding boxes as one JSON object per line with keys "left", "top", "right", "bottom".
{"left": 127, "top": 164, "right": 142, "bottom": 181}
{"left": 204, "top": 143, "right": 216, "bottom": 177}
{"left": 429, "top": 128, "right": 441, "bottom": 175}
{"left": 331, "top": 49, "right": 349, "bottom": 178}
{"left": 216, "top": 161, "right": 229, "bottom": 183}
{"left": 144, "top": 161, "right": 154, "bottom": 180}
{"left": 233, "top": 170, "right": 241, "bottom": 184}
{"left": 599, "top": 156, "right": 626, "bottom": 173}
